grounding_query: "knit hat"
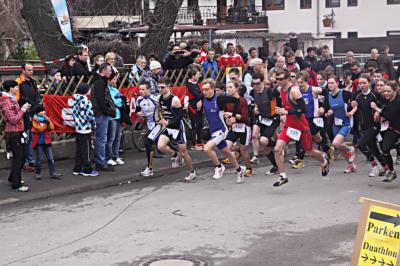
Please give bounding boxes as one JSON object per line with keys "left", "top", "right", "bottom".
{"left": 249, "top": 58, "right": 263, "bottom": 68}
{"left": 34, "top": 104, "right": 45, "bottom": 114}
{"left": 50, "top": 69, "right": 60, "bottom": 76}
{"left": 76, "top": 83, "right": 90, "bottom": 95}
{"left": 149, "top": 61, "right": 162, "bottom": 70}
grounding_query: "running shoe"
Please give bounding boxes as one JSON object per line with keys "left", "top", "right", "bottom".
{"left": 236, "top": 166, "right": 246, "bottom": 184}
{"left": 212, "top": 164, "right": 225, "bottom": 179}
{"left": 15, "top": 186, "right": 29, "bottom": 192}
{"left": 292, "top": 159, "right": 305, "bottom": 169}
{"left": 347, "top": 146, "right": 356, "bottom": 163}
{"left": 369, "top": 165, "right": 381, "bottom": 177}
{"left": 273, "top": 175, "right": 288, "bottom": 187}
{"left": 289, "top": 156, "right": 298, "bottom": 165}
{"left": 171, "top": 154, "right": 181, "bottom": 168}
{"left": 184, "top": 171, "right": 197, "bottom": 181}
{"left": 344, "top": 163, "right": 357, "bottom": 173}
{"left": 222, "top": 158, "right": 232, "bottom": 164}
{"left": 327, "top": 146, "right": 335, "bottom": 164}
{"left": 140, "top": 167, "right": 153, "bottom": 177}
{"left": 107, "top": 159, "right": 117, "bottom": 166}
{"left": 250, "top": 156, "right": 259, "bottom": 164}
{"left": 321, "top": 156, "right": 329, "bottom": 177}
{"left": 265, "top": 166, "right": 279, "bottom": 176}
{"left": 72, "top": 171, "right": 82, "bottom": 176}
{"left": 115, "top": 158, "right": 125, "bottom": 165}
{"left": 244, "top": 168, "right": 253, "bottom": 177}
{"left": 383, "top": 171, "right": 397, "bottom": 182}
{"left": 82, "top": 171, "right": 99, "bottom": 177}
{"left": 379, "top": 165, "right": 389, "bottom": 176}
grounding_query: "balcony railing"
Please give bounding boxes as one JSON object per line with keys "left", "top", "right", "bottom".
{"left": 174, "top": 6, "right": 268, "bottom": 26}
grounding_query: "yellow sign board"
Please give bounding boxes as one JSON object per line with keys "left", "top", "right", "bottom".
{"left": 352, "top": 198, "right": 400, "bottom": 266}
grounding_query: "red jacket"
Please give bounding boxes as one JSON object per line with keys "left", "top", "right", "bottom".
{"left": 218, "top": 53, "right": 245, "bottom": 72}
{"left": 1, "top": 96, "right": 26, "bottom": 133}
{"left": 32, "top": 116, "right": 54, "bottom": 148}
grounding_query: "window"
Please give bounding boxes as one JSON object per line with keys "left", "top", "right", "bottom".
{"left": 388, "top": 0, "right": 400, "bottom": 4}
{"left": 326, "top": 0, "right": 340, "bottom": 8}
{"left": 300, "top": 0, "right": 312, "bottom": 9}
{"left": 325, "top": 32, "right": 342, "bottom": 38}
{"left": 348, "top": 32, "right": 358, "bottom": 38}
{"left": 387, "top": 31, "right": 400, "bottom": 36}
{"left": 263, "top": 0, "right": 285, "bottom": 10}
{"left": 348, "top": 0, "right": 358, "bottom": 6}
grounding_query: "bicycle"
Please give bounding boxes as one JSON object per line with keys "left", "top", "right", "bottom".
{"left": 131, "top": 116, "right": 147, "bottom": 152}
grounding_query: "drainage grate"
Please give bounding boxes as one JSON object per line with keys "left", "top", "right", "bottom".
{"left": 136, "top": 255, "right": 211, "bottom": 266}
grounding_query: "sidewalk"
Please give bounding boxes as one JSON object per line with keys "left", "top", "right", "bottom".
{"left": 0, "top": 148, "right": 217, "bottom": 206}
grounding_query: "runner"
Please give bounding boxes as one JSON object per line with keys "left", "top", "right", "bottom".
{"left": 292, "top": 71, "right": 331, "bottom": 169}
{"left": 153, "top": 77, "right": 196, "bottom": 181}
{"left": 200, "top": 78, "right": 246, "bottom": 183}
{"left": 250, "top": 73, "right": 280, "bottom": 175}
{"left": 136, "top": 81, "right": 158, "bottom": 177}
{"left": 273, "top": 69, "right": 329, "bottom": 187}
{"left": 370, "top": 81, "right": 400, "bottom": 182}
{"left": 324, "top": 76, "right": 358, "bottom": 173}
{"left": 224, "top": 81, "right": 253, "bottom": 177}
{"left": 351, "top": 74, "right": 387, "bottom": 177}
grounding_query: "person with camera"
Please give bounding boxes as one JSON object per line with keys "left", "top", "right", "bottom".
{"left": 164, "top": 45, "right": 194, "bottom": 70}
{"left": 1, "top": 80, "right": 31, "bottom": 192}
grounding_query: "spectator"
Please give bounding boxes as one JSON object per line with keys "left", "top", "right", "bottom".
{"left": 243, "top": 58, "right": 263, "bottom": 104}
{"left": 92, "top": 55, "right": 105, "bottom": 74}
{"left": 267, "top": 52, "right": 281, "bottom": 70}
{"left": 129, "top": 55, "right": 147, "bottom": 84}
{"left": 1, "top": 80, "right": 31, "bottom": 192}
{"left": 49, "top": 69, "right": 65, "bottom": 95}
{"left": 164, "top": 45, "right": 194, "bottom": 70}
{"left": 60, "top": 55, "right": 75, "bottom": 78}
{"left": 199, "top": 40, "right": 209, "bottom": 63}
{"left": 304, "top": 47, "right": 317, "bottom": 71}
{"left": 342, "top": 51, "right": 356, "bottom": 72}
{"left": 141, "top": 61, "right": 162, "bottom": 95}
{"left": 248, "top": 47, "right": 258, "bottom": 62}
{"left": 191, "top": 52, "right": 202, "bottom": 72}
{"left": 378, "top": 45, "right": 396, "bottom": 80}
{"left": 350, "top": 61, "right": 362, "bottom": 92}
{"left": 187, "top": 68, "right": 204, "bottom": 150}
{"left": 268, "top": 56, "right": 286, "bottom": 78}
{"left": 72, "top": 83, "right": 98, "bottom": 177}
{"left": 106, "top": 73, "right": 125, "bottom": 167}
{"left": 315, "top": 45, "right": 336, "bottom": 73}
{"left": 236, "top": 44, "right": 248, "bottom": 64}
{"left": 218, "top": 42, "right": 245, "bottom": 72}
{"left": 295, "top": 50, "right": 306, "bottom": 70}
{"left": 286, "top": 51, "right": 300, "bottom": 71}
{"left": 105, "top": 52, "right": 119, "bottom": 75}
{"left": 364, "top": 49, "right": 379, "bottom": 71}
{"left": 16, "top": 62, "right": 39, "bottom": 172}
{"left": 31, "top": 104, "right": 62, "bottom": 180}
{"left": 201, "top": 49, "right": 219, "bottom": 79}
{"left": 91, "top": 63, "right": 116, "bottom": 172}
{"left": 303, "top": 61, "right": 318, "bottom": 87}
{"left": 72, "top": 48, "right": 91, "bottom": 77}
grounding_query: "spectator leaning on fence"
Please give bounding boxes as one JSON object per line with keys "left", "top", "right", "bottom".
{"left": 1, "top": 80, "right": 31, "bottom": 192}
{"left": 92, "top": 55, "right": 105, "bottom": 75}
{"left": 91, "top": 63, "right": 116, "bottom": 172}
{"left": 164, "top": 44, "right": 194, "bottom": 70}
{"left": 342, "top": 51, "right": 356, "bottom": 72}
{"left": 218, "top": 43, "right": 245, "bottom": 73}
{"left": 72, "top": 83, "right": 98, "bottom": 177}
{"left": 201, "top": 49, "right": 219, "bottom": 79}
{"left": 16, "top": 62, "right": 39, "bottom": 172}
{"left": 141, "top": 61, "right": 162, "bottom": 96}
{"left": 72, "top": 48, "right": 91, "bottom": 77}
{"left": 61, "top": 54, "right": 75, "bottom": 79}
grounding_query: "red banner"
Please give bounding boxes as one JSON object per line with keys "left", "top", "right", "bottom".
{"left": 43, "top": 86, "right": 190, "bottom": 133}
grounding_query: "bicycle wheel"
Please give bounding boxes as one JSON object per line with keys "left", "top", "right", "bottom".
{"left": 131, "top": 117, "right": 147, "bottom": 152}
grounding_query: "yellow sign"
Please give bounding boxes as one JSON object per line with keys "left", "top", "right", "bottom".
{"left": 352, "top": 198, "right": 400, "bottom": 266}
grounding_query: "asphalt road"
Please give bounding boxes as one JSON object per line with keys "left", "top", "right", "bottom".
{"left": 1, "top": 155, "right": 399, "bottom": 266}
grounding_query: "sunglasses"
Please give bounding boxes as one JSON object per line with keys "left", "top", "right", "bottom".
{"left": 290, "top": 75, "right": 296, "bottom": 78}
{"left": 276, "top": 77, "right": 285, "bottom": 81}
{"left": 252, "top": 82, "right": 261, "bottom": 85}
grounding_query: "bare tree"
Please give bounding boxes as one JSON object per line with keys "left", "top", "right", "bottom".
{"left": 137, "top": 0, "right": 184, "bottom": 60}
{"left": 21, "top": 0, "right": 76, "bottom": 61}
{"left": 0, "top": 0, "right": 30, "bottom": 42}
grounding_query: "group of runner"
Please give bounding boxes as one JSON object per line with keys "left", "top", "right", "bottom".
{"left": 135, "top": 66, "right": 400, "bottom": 187}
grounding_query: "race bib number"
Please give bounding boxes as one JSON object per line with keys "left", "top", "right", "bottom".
{"left": 148, "top": 125, "right": 162, "bottom": 141}
{"left": 167, "top": 128, "right": 179, "bottom": 139}
{"left": 260, "top": 117, "right": 273, "bottom": 126}
{"left": 334, "top": 117, "right": 343, "bottom": 126}
{"left": 381, "top": 121, "right": 389, "bottom": 132}
{"left": 376, "top": 133, "right": 383, "bottom": 142}
{"left": 232, "top": 123, "right": 246, "bottom": 133}
{"left": 313, "top": 118, "right": 324, "bottom": 128}
{"left": 286, "top": 127, "right": 301, "bottom": 141}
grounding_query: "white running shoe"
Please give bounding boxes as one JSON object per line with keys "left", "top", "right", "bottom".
{"left": 115, "top": 158, "right": 125, "bottom": 165}
{"left": 236, "top": 166, "right": 246, "bottom": 184}
{"left": 184, "top": 171, "right": 197, "bottom": 181}
{"left": 212, "top": 164, "right": 225, "bottom": 179}
{"left": 140, "top": 167, "right": 153, "bottom": 176}
{"left": 107, "top": 159, "right": 117, "bottom": 166}
{"left": 171, "top": 154, "right": 181, "bottom": 168}
{"left": 250, "top": 156, "right": 259, "bottom": 164}
{"left": 347, "top": 146, "right": 356, "bottom": 163}
{"left": 369, "top": 165, "right": 381, "bottom": 177}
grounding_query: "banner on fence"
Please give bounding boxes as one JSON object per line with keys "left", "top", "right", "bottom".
{"left": 43, "top": 86, "right": 189, "bottom": 133}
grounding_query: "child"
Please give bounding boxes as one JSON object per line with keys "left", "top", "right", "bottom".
{"left": 72, "top": 83, "right": 98, "bottom": 177}
{"left": 32, "top": 105, "right": 62, "bottom": 180}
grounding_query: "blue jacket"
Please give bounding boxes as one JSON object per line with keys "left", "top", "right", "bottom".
{"left": 202, "top": 59, "right": 219, "bottom": 79}
{"left": 108, "top": 85, "right": 123, "bottom": 120}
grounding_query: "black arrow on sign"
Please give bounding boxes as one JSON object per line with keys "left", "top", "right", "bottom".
{"left": 370, "top": 212, "right": 400, "bottom": 227}
{"left": 378, "top": 257, "right": 385, "bottom": 266}
{"left": 387, "top": 260, "right": 394, "bottom": 266}
{"left": 361, "top": 254, "right": 368, "bottom": 262}
{"left": 370, "top": 255, "right": 377, "bottom": 264}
